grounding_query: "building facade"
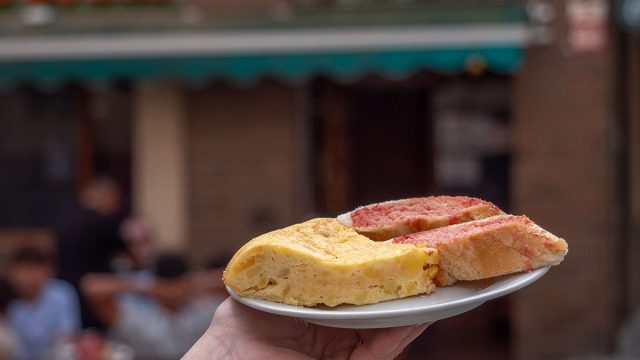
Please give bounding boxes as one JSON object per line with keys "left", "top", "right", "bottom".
{"left": 0, "top": 0, "right": 638, "bottom": 358}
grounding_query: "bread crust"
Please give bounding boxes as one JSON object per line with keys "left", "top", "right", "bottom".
{"left": 393, "top": 215, "right": 568, "bottom": 286}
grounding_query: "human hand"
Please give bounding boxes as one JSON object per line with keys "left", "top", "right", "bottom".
{"left": 182, "top": 297, "right": 430, "bottom": 360}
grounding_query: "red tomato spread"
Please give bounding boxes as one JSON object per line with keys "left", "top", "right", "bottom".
{"left": 350, "top": 196, "right": 496, "bottom": 228}
{"left": 393, "top": 215, "right": 531, "bottom": 247}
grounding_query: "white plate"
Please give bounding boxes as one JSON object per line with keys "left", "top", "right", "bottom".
{"left": 226, "top": 267, "right": 549, "bottom": 329}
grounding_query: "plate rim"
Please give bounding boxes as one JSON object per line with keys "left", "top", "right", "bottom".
{"left": 226, "top": 267, "right": 550, "bottom": 320}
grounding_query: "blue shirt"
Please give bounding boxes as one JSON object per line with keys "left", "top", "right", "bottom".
{"left": 7, "top": 279, "right": 80, "bottom": 360}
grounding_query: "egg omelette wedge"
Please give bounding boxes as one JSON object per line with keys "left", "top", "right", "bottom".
{"left": 223, "top": 218, "right": 439, "bottom": 307}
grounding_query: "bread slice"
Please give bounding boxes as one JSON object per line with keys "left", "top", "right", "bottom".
{"left": 223, "top": 218, "right": 439, "bottom": 307}
{"left": 337, "top": 196, "right": 504, "bottom": 241}
{"left": 393, "top": 215, "right": 568, "bottom": 286}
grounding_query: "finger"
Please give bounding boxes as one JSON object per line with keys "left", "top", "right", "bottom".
{"left": 352, "top": 322, "right": 431, "bottom": 360}
{"left": 215, "top": 298, "right": 309, "bottom": 339}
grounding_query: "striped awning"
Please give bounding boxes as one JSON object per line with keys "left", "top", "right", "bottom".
{"left": 0, "top": 5, "right": 529, "bottom": 86}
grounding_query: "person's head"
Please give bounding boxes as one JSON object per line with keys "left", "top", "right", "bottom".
{"left": 8, "top": 247, "right": 54, "bottom": 301}
{"left": 120, "top": 217, "right": 156, "bottom": 269}
{"left": 80, "top": 177, "right": 122, "bottom": 215}
{"left": 153, "top": 253, "right": 190, "bottom": 311}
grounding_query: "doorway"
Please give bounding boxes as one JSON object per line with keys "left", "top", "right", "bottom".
{"left": 313, "top": 77, "right": 433, "bottom": 215}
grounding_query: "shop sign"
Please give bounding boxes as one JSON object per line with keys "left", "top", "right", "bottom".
{"left": 566, "top": 0, "right": 608, "bottom": 53}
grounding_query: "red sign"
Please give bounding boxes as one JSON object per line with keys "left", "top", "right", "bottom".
{"left": 566, "top": 0, "right": 609, "bottom": 53}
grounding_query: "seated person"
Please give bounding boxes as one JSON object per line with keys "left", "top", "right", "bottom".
{"left": 189, "top": 257, "right": 228, "bottom": 311}
{"left": 6, "top": 247, "right": 80, "bottom": 360}
{"left": 82, "top": 253, "right": 218, "bottom": 360}
{"left": 111, "top": 217, "right": 157, "bottom": 276}
{"left": 0, "top": 278, "right": 18, "bottom": 360}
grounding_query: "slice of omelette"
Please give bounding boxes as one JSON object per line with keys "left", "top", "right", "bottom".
{"left": 223, "top": 218, "right": 439, "bottom": 307}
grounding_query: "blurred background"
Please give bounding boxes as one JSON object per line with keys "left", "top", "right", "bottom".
{"left": 0, "top": 0, "right": 638, "bottom": 359}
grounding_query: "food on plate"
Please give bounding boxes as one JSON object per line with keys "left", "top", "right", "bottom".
{"left": 224, "top": 196, "right": 568, "bottom": 308}
{"left": 393, "top": 215, "right": 568, "bottom": 286}
{"left": 337, "top": 196, "right": 503, "bottom": 241}
{"left": 223, "top": 218, "right": 439, "bottom": 307}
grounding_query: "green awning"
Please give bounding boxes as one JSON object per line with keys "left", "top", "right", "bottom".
{"left": 0, "top": 5, "right": 528, "bottom": 86}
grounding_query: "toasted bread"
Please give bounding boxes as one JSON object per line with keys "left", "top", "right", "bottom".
{"left": 337, "top": 196, "right": 503, "bottom": 241}
{"left": 393, "top": 215, "right": 568, "bottom": 286}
